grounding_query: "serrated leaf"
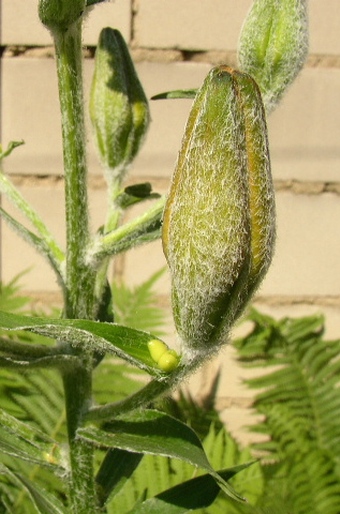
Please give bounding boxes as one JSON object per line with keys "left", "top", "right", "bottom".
{"left": 79, "top": 409, "right": 245, "bottom": 502}
{"left": 0, "top": 310, "right": 175, "bottom": 376}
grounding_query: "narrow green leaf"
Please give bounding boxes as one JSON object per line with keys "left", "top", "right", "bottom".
{"left": 127, "top": 465, "right": 250, "bottom": 514}
{"left": 0, "top": 207, "right": 63, "bottom": 280}
{"left": 0, "top": 409, "right": 62, "bottom": 473}
{"left": 96, "top": 448, "right": 143, "bottom": 506}
{"left": 151, "top": 89, "right": 197, "bottom": 100}
{"left": 0, "top": 310, "right": 176, "bottom": 376}
{"left": 79, "top": 410, "right": 245, "bottom": 502}
{"left": 0, "top": 463, "right": 68, "bottom": 514}
{"left": 86, "top": 0, "right": 106, "bottom": 5}
{"left": 0, "top": 140, "right": 25, "bottom": 160}
{"left": 11, "top": 471, "right": 66, "bottom": 514}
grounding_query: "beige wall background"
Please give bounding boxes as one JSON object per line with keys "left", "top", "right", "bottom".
{"left": 1, "top": 0, "right": 340, "bottom": 443}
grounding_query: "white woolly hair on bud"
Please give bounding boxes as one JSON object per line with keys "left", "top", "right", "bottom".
{"left": 238, "top": 0, "right": 309, "bottom": 113}
{"left": 163, "top": 66, "right": 275, "bottom": 357}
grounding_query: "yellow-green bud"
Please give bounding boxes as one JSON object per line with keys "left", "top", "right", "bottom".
{"left": 238, "top": 0, "right": 308, "bottom": 113}
{"left": 147, "top": 340, "right": 180, "bottom": 373}
{"left": 89, "top": 28, "right": 150, "bottom": 182}
{"left": 162, "top": 66, "right": 275, "bottom": 354}
{"left": 38, "top": 0, "right": 85, "bottom": 33}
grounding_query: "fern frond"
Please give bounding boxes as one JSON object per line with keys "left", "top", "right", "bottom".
{"left": 111, "top": 269, "right": 167, "bottom": 336}
{"left": 235, "top": 309, "right": 340, "bottom": 514}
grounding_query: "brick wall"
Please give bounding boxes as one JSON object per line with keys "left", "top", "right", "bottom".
{"left": 1, "top": 1, "right": 340, "bottom": 442}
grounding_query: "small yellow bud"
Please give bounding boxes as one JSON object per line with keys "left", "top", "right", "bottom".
{"left": 148, "top": 339, "right": 168, "bottom": 363}
{"left": 157, "top": 350, "right": 180, "bottom": 373}
{"left": 147, "top": 340, "right": 180, "bottom": 373}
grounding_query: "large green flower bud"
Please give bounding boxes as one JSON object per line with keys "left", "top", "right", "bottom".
{"left": 238, "top": 0, "right": 308, "bottom": 113}
{"left": 162, "top": 66, "right": 275, "bottom": 355}
{"left": 38, "top": 0, "right": 86, "bottom": 33}
{"left": 90, "top": 28, "right": 150, "bottom": 183}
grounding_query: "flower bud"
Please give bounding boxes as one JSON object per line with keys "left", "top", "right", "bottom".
{"left": 89, "top": 28, "right": 150, "bottom": 183}
{"left": 238, "top": 0, "right": 308, "bottom": 113}
{"left": 148, "top": 340, "right": 180, "bottom": 373}
{"left": 38, "top": 0, "right": 85, "bottom": 33}
{"left": 162, "top": 66, "right": 275, "bottom": 353}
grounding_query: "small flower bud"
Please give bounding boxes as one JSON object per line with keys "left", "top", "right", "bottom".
{"left": 238, "top": 0, "right": 308, "bottom": 113}
{"left": 147, "top": 340, "right": 180, "bottom": 373}
{"left": 89, "top": 28, "right": 150, "bottom": 183}
{"left": 162, "top": 66, "right": 275, "bottom": 354}
{"left": 38, "top": 0, "right": 86, "bottom": 33}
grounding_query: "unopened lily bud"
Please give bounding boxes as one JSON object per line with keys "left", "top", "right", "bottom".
{"left": 90, "top": 28, "right": 150, "bottom": 183}
{"left": 238, "top": 0, "right": 308, "bottom": 113}
{"left": 38, "top": 0, "right": 85, "bottom": 33}
{"left": 162, "top": 66, "right": 275, "bottom": 353}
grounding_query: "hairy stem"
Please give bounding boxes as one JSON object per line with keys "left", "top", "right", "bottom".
{"left": 54, "top": 20, "right": 95, "bottom": 320}
{"left": 52, "top": 20, "right": 98, "bottom": 513}
{"left": 63, "top": 358, "right": 98, "bottom": 513}
{"left": 85, "top": 354, "right": 204, "bottom": 423}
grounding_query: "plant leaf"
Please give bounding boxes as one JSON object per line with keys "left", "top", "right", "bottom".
{"left": 112, "top": 269, "right": 167, "bottom": 336}
{"left": 96, "top": 448, "right": 143, "bottom": 506}
{"left": 16, "top": 473, "right": 67, "bottom": 514}
{"left": 151, "top": 89, "right": 197, "bottom": 100}
{"left": 0, "top": 310, "right": 177, "bottom": 376}
{"left": 0, "top": 140, "right": 24, "bottom": 160}
{"left": 235, "top": 309, "right": 340, "bottom": 513}
{"left": 0, "top": 408, "right": 62, "bottom": 473}
{"left": 0, "top": 464, "right": 66, "bottom": 514}
{"left": 79, "top": 409, "right": 245, "bottom": 502}
{"left": 0, "top": 207, "right": 63, "bottom": 281}
{"left": 127, "top": 465, "right": 249, "bottom": 514}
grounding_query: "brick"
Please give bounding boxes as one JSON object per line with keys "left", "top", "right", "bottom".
{"left": 309, "top": 0, "right": 340, "bottom": 55}
{"left": 0, "top": 0, "right": 131, "bottom": 46}
{"left": 2, "top": 0, "right": 340, "bottom": 56}
{"left": 262, "top": 191, "right": 340, "bottom": 296}
{"left": 268, "top": 67, "right": 340, "bottom": 182}
{"left": 3, "top": 59, "right": 340, "bottom": 183}
{"left": 1, "top": 58, "right": 63, "bottom": 176}
{"left": 135, "top": 0, "right": 251, "bottom": 51}
{"left": 122, "top": 191, "right": 340, "bottom": 299}
{"left": 135, "top": 0, "right": 340, "bottom": 55}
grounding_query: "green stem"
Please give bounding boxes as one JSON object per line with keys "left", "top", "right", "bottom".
{"left": 93, "top": 178, "right": 123, "bottom": 318}
{"left": 0, "top": 336, "right": 60, "bottom": 358}
{"left": 54, "top": 21, "right": 95, "bottom": 320}
{"left": 87, "top": 197, "right": 165, "bottom": 269}
{"left": 85, "top": 354, "right": 203, "bottom": 423}
{"left": 63, "top": 359, "right": 98, "bottom": 513}
{"left": 52, "top": 20, "right": 98, "bottom": 513}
